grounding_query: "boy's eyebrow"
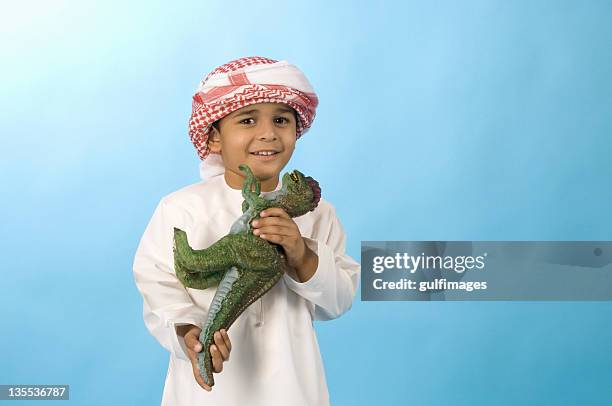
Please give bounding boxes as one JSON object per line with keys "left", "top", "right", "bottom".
{"left": 232, "top": 106, "right": 294, "bottom": 118}
{"left": 274, "top": 106, "right": 294, "bottom": 114}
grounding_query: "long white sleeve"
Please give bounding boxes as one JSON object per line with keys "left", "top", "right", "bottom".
{"left": 283, "top": 205, "right": 360, "bottom": 321}
{"left": 132, "top": 198, "right": 207, "bottom": 361}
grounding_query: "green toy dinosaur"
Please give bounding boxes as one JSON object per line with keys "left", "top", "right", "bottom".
{"left": 172, "top": 164, "right": 321, "bottom": 387}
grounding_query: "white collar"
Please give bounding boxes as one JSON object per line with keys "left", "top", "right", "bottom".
{"left": 199, "top": 153, "right": 225, "bottom": 181}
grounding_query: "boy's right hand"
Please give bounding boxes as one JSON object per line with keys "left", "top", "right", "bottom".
{"left": 176, "top": 324, "right": 232, "bottom": 392}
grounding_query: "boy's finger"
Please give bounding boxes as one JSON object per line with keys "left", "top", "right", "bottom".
{"left": 260, "top": 208, "right": 290, "bottom": 218}
{"left": 184, "top": 333, "right": 203, "bottom": 353}
{"left": 252, "top": 218, "right": 286, "bottom": 230}
{"left": 210, "top": 345, "right": 224, "bottom": 373}
{"left": 214, "top": 332, "right": 230, "bottom": 361}
{"left": 253, "top": 225, "right": 294, "bottom": 237}
{"left": 186, "top": 349, "right": 195, "bottom": 364}
{"left": 253, "top": 216, "right": 289, "bottom": 226}
{"left": 221, "top": 329, "right": 232, "bottom": 352}
{"left": 258, "top": 233, "right": 283, "bottom": 244}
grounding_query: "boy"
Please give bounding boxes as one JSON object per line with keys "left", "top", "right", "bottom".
{"left": 133, "top": 56, "right": 360, "bottom": 406}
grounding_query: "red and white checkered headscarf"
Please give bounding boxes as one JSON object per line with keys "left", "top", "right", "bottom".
{"left": 188, "top": 56, "right": 319, "bottom": 163}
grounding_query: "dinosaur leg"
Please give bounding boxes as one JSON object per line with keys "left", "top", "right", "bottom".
{"left": 174, "top": 257, "right": 224, "bottom": 290}
{"left": 173, "top": 228, "right": 226, "bottom": 289}
{"left": 175, "top": 228, "right": 284, "bottom": 274}
{"left": 173, "top": 228, "right": 242, "bottom": 272}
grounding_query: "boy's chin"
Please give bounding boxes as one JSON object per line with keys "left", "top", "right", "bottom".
{"left": 249, "top": 162, "right": 286, "bottom": 179}
{"left": 251, "top": 168, "right": 279, "bottom": 182}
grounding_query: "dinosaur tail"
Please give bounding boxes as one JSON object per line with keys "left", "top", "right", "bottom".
{"left": 196, "top": 264, "right": 284, "bottom": 387}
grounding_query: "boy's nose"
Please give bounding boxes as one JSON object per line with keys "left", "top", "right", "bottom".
{"left": 256, "top": 121, "right": 278, "bottom": 140}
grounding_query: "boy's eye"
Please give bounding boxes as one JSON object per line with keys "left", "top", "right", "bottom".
{"left": 240, "top": 117, "right": 290, "bottom": 125}
{"left": 275, "top": 117, "right": 290, "bottom": 124}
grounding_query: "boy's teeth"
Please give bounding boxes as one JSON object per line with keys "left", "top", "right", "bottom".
{"left": 253, "top": 151, "right": 277, "bottom": 156}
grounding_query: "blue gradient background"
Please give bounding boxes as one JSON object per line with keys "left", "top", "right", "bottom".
{"left": 1, "top": 1, "right": 611, "bottom": 405}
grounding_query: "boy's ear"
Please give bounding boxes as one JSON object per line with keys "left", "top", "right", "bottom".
{"left": 208, "top": 126, "right": 221, "bottom": 153}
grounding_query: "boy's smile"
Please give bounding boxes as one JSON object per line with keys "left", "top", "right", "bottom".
{"left": 207, "top": 102, "right": 298, "bottom": 192}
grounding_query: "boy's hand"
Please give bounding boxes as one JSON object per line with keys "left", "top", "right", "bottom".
{"left": 251, "top": 208, "right": 318, "bottom": 280}
{"left": 176, "top": 324, "right": 232, "bottom": 392}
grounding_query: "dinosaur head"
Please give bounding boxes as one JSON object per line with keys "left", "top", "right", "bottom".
{"left": 281, "top": 169, "right": 321, "bottom": 217}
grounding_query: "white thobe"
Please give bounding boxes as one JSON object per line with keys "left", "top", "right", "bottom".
{"left": 132, "top": 174, "right": 360, "bottom": 406}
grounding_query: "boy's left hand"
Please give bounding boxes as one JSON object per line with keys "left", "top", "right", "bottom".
{"left": 251, "top": 208, "right": 312, "bottom": 271}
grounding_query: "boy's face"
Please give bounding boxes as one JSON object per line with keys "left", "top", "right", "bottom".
{"left": 208, "top": 102, "right": 298, "bottom": 191}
